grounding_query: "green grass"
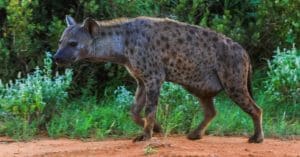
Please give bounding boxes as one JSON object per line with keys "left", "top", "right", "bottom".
{"left": 46, "top": 96, "right": 139, "bottom": 139}
{"left": 45, "top": 80, "right": 299, "bottom": 140}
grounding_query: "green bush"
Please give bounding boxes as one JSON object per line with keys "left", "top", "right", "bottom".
{"left": 0, "top": 52, "right": 72, "bottom": 140}
{"left": 0, "top": 0, "right": 299, "bottom": 97}
{"left": 264, "top": 46, "right": 300, "bottom": 104}
{"left": 158, "top": 82, "right": 200, "bottom": 135}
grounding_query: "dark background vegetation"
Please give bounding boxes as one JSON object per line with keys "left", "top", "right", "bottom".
{"left": 0, "top": 0, "right": 299, "bottom": 140}
{"left": 0, "top": 0, "right": 299, "bottom": 96}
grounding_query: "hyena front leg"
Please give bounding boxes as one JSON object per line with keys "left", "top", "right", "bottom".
{"left": 187, "top": 97, "right": 216, "bottom": 140}
{"left": 133, "top": 78, "right": 162, "bottom": 142}
{"left": 131, "top": 78, "right": 162, "bottom": 133}
{"left": 131, "top": 79, "right": 146, "bottom": 128}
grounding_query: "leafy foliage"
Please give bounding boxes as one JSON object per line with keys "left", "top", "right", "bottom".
{"left": 0, "top": 53, "right": 72, "bottom": 140}
{"left": 264, "top": 46, "right": 300, "bottom": 104}
{"left": 0, "top": 0, "right": 299, "bottom": 96}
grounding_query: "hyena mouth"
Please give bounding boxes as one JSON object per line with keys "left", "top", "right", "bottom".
{"left": 54, "top": 58, "right": 74, "bottom": 66}
{"left": 53, "top": 55, "right": 76, "bottom": 66}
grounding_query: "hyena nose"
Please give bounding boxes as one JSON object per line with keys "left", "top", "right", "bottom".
{"left": 53, "top": 54, "right": 65, "bottom": 64}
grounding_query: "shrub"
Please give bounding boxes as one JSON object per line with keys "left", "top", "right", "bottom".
{"left": 114, "top": 86, "right": 134, "bottom": 109}
{"left": 0, "top": 52, "right": 72, "bottom": 140}
{"left": 264, "top": 46, "right": 300, "bottom": 105}
{"left": 158, "top": 82, "right": 200, "bottom": 135}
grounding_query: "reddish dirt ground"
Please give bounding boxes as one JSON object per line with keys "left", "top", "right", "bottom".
{"left": 0, "top": 135, "right": 299, "bottom": 157}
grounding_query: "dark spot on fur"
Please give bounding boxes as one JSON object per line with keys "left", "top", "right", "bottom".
{"left": 203, "top": 30, "right": 208, "bottom": 36}
{"left": 129, "top": 48, "right": 134, "bottom": 54}
{"left": 212, "top": 37, "right": 218, "bottom": 42}
{"left": 178, "top": 59, "right": 182, "bottom": 64}
{"left": 229, "top": 87, "right": 235, "bottom": 93}
{"left": 108, "top": 31, "right": 112, "bottom": 36}
{"left": 156, "top": 40, "right": 161, "bottom": 46}
{"left": 141, "top": 32, "right": 146, "bottom": 37}
{"left": 186, "top": 35, "right": 192, "bottom": 41}
{"left": 189, "top": 29, "right": 195, "bottom": 34}
{"left": 139, "top": 20, "right": 146, "bottom": 25}
{"left": 145, "top": 24, "right": 152, "bottom": 28}
{"left": 213, "top": 43, "right": 217, "bottom": 49}
{"left": 162, "top": 57, "right": 169, "bottom": 64}
{"left": 165, "top": 43, "right": 170, "bottom": 49}
{"left": 142, "top": 57, "right": 146, "bottom": 63}
{"left": 156, "top": 79, "right": 160, "bottom": 85}
{"left": 151, "top": 45, "right": 155, "bottom": 50}
{"left": 177, "top": 38, "right": 184, "bottom": 44}
{"left": 223, "top": 71, "right": 229, "bottom": 80}
{"left": 176, "top": 29, "right": 181, "bottom": 35}
{"left": 232, "top": 93, "right": 239, "bottom": 99}
{"left": 101, "top": 32, "right": 106, "bottom": 36}
{"left": 161, "top": 35, "right": 168, "bottom": 41}
{"left": 226, "top": 39, "right": 231, "bottom": 43}
{"left": 125, "top": 39, "right": 129, "bottom": 46}
{"left": 233, "top": 43, "right": 242, "bottom": 50}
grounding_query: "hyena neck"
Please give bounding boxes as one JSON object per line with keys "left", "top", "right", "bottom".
{"left": 90, "top": 26, "right": 128, "bottom": 65}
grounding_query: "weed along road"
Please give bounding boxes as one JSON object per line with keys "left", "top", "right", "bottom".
{"left": 0, "top": 135, "right": 299, "bottom": 157}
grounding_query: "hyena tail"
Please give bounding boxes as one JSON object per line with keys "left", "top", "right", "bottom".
{"left": 247, "top": 64, "right": 254, "bottom": 99}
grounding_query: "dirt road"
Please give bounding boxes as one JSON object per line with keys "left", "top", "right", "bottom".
{"left": 0, "top": 135, "right": 299, "bottom": 157}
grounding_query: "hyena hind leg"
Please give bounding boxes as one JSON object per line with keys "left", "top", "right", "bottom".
{"left": 226, "top": 88, "right": 264, "bottom": 143}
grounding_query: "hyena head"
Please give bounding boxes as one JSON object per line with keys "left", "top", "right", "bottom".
{"left": 54, "top": 16, "right": 99, "bottom": 65}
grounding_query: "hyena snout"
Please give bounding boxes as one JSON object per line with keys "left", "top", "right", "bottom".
{"left": 53, "top": 49, "right": 75, "bottom": 65}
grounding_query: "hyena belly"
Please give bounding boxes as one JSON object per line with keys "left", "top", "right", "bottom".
{"left": 163, "top": 55, "right": 223, "bottom": 97}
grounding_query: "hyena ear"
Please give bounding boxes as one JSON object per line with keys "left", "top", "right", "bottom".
{"left": 65, "top": 15, "right": 76, "bottom": 26}
{"left": 83, "top": 17, "right": 99, "bottom": 37}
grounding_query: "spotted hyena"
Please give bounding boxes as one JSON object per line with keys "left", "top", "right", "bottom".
{"left": 54, "top": 16, "right": 264, "bottom": 143}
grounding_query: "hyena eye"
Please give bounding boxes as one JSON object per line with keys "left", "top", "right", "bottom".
{"left": 69, "top": 41, "right": 78, "bottom": 47}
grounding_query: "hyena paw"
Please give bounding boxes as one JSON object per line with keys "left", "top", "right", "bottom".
{"left": 132, "top": 133, "right": 151, "bottom": 142}
{"left": 187, "top": 132, "right": 202, "bottom": 140}
{"left": 248, "top": 134, "right": 264, "bottom": 143}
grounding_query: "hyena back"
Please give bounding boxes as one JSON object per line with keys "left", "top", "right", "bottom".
{"left": 54, "top": 16, "right": 264, "bottom": 143}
